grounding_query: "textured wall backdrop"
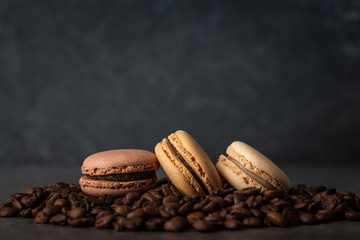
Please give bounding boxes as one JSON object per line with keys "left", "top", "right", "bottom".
{"left": 0, "top": 0, "right": 359, "bottom": 165}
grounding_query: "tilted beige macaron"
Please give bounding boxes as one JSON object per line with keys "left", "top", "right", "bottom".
{"left": 155, "top": 130, "right": 222, "bottom": 196}
{"left": 216, "top": 141, "right": 291, "bottom": 192}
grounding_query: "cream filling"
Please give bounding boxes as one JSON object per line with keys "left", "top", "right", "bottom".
{"left": 226, "top": 156, "right": 276, "bottom": 190}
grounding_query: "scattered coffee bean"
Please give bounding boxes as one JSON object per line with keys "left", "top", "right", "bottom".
{"left": 242, "top": 217, "right": 262, "bottom": 227}
{"left": 345, "top": 210, "right": 360, "bottom": 221}
{"left": 299, "top": 212, "right": 318, "bottom": 225}
{"left": 1, "top": 181, "right": 360, "bottom": 232}
{"left": 0, "top": 207, "right": 18, "bottom": 217}
{"left": 224, "top": 219, "right": 243, "bottom": 230}
{"left": 266, "top": 211, "right": 288, "bottom": 227}
{"left": 34, "top": 212, "right": 49, "bottom": 224}
{"left": 95, "top": 215, "right": 113, "bottom": 228}
{"left": 145, "top": 218, "right": 165, "bottom": 230}
{"left": 50, "top": 214, "right": 67, "bottom": 225}
{"left": 164, "top": 216, "right": 188, "bottom": 231}
{"left": 192, "top": 219, "right": 214, "bottom": 232}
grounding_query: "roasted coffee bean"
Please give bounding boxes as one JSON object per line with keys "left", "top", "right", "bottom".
{"left": 67, "top": 217, "right": 92, "bottom": 227}
{"left": 307, "top": 201, "right": 322, "bottom": 213}
{"left": 68, "top": 207, "right": 87, "bottom": 219}
{"left": 142, "top": 193, "right": 161, "bottom": 206}
{"left": 332, "top": 202, "right": 347, "bottom": 219}
{"left": 177, "top": 201, "right": 194, "bottom": 216}
{"left": 271, "top": 199, "right": 291, "bottom": 210}
{"left": 99, "top": 195, "right": 114, "bottom": 206}
{"left": 19, "top": 208, "right": 33, "bottom": 218}
{"left": 20, "top": 195, "right": 39, "bottom": 208}
{"left": 263, "top": 217, "right": 272, "bottom": 227}
{"left": 282, "top": 207, "right": 300, "bottom": 225}
{"left": 201, "top": 201, "right": 220, "bottom": 213}
{"left": 246, "top": 195, "right": 263, "bottom": 208}
{"left": 212, "top": 196, "right": 228, "bottom": 208}
{"left": 204, "top": 212, "right": 223, "bottom": 229}
{"left": 161, "top": 184, "right": 173, "bottom": 196}
{"left": 224, "top": 194, "right": 234, "bottom": 205}
{"left": 26, "top": 187, "right": 44, "bottom": 194}
{"left": 164, "top": 216, "right": 188, "bottom": 231}
{"left": 266, "top": 211, "right": 288, "bottom": 227}
{"left": 159, "top": 205, "right": 177, "bottom": 219}
{"left": 293, "top": 201, "right": 308, "bottom": 210}
{"left": 312, "top": 191, "right": 327, "bottom": 202}
{"left": 225, "top": 219, "right": 243, "bottom": 230}
{"left": 163, "top": 196, "right": 179, "bottom": 205}
{"left": 54, "top": 199, "right": 69, "bottom": 208}
{"left": 127, "top": 208, "right": 146, "bottom": 220}
{"left": 113, "top": 197, "right": 125, "bottom": 206}
{"left": 113, "top": 222, "right": 124, "bottom": 232}
{"left": 260, "top": 204, "right": 279, "bottom": 213}
{"left": 132, "top": 198, "right": 145, "bottom": 209}
{"left": 95, "top": 215, "right": 113, "bottom": 229}
{"left": 11, "top": 193, "right": 26, "bottom": 201}
{"left": 192, "top": 219, "right": 214, "bottom": 232}
{"left": 321, "top": 195, "right": 340, "bottom": 210}
{"left": 46, "top": 193, "right": 62, "bottom": 206}
{"left": 96, "top": 210, "right": 113, "bottom": 219}
{"left": 212, "top": 188, "right": 225, "bottom": 197}
{"left": 113, "top": 205, "right": 131, "bottom": 216}
{"left": 42, "top": 206, "right": 58, "bottom": 216}
{"left": 170, "top": 186, "right": 183, "bottom": 199}
{"left": 143, "top": 203, "right": 159, "bottom": 216}
{"left": 263, "top": 190, "right": 284, "bottom": 199}
{"left": 229, "top": 207, "right": 251, "bottom": 220}
{"left": 124, "top": 217, "right": 144, "bottom": 230}
{"left": 299, "top": 212, "right": 318, "bottom": 224}
{"left": 50, "top": 214, "right": 67, "bottom": 225}
{"left": 34, "top": 212, "right": 49, "bottom": 224}
{"left": 194, "top": 198, "right": 210, "bottom": 211}
{"left": 10, "top": 198, "right": 23, "bottom": 211}
{"left": 233, "top": 191, "right": 245, "bottom": 204}
{"left": 190, "top": 194, "right": 202, "bottom": 203}
{"left": 90, "top": 208, "right": 104, "bottom": 216}
{"left": 250, "top": 209, "right": 265, "bottom": 219}
{"left": 164, "top": 202, "right": 180, "bottom": 211}
{"left": 243, "top": 217, "right": 262, "bottom": 227}
{"left": 0, "top": 207, "right": 18, "bottom": 217}
{"left": 186, "top": 211, "right": 206, "bottom": 224}
{"left": 240, "top": 187, "right": 260, "bottom": 197}
{"left": 315, "top": 211, "right": 330, "bottom": 222}
{"left": 146, "top": 218, "right": 165, "bottom": 231}
{"left": 304, "top": 187, "right": 318, "bottom": 197}
{"left": 345, "top": 210, "right": 360, "bottom": 221}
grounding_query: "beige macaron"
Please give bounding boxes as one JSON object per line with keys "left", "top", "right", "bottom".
{"left": 155, "top": 130, "right": 222, "bottom": 196}
{"left": 216, "top": 141, "right": 291, "bottom": 192}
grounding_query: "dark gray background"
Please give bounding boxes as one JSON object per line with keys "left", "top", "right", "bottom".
{"left": 0, "top": 0, "right": 359, "bottom": 166}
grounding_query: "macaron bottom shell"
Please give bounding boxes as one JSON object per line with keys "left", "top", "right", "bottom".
{"left": 79, "top": 176, "right": 157, "bottom": 197}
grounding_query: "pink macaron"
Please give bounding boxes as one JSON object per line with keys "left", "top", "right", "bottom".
{"left": 79, "top": 149, "right": 159, "bottom": 197}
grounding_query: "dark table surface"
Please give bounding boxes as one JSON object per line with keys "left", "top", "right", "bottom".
{"left": 0, "top": 165, "right": 359, "bottom": 240}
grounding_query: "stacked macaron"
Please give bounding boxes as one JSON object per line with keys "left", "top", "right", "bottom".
{"left": 79, "top": 130, "right": 291, "bottom": 197}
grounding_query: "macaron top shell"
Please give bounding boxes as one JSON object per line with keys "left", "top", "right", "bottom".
{"left": 81, "top": 149, "right": 158, "bottom": 176}
{"left": 226, "top": 141, "right": 291, "bottom": 191}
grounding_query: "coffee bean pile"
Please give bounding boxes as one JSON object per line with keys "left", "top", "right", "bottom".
{"left": 1, "top": 180, "right": 360, "bottom": 232}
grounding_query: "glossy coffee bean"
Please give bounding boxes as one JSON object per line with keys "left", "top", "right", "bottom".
{"left": 192, "top": 219, "right": 214, "bottom": 232}
{"left": 50, "top": 214, "right": 67, "bottom": 225}
{"left": 299, "top": 212, "right": 318, "bottom": 224}
{"left": 345, "top": 210, "right": 360, "bottom": 221}
{"left": 266, "top": 211, "right": 289, "bottom": 227}
{"left": 224, "top": 219, "right": 243, "bottom": 230}
{"left": 164, "top": 216, "right": 188, "bottom": 231}
{"left": 242, "top": 217, "right": 262, "bottom": 227}
{"left": 145, "top": 218, "right": 165, "bottom": 230}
